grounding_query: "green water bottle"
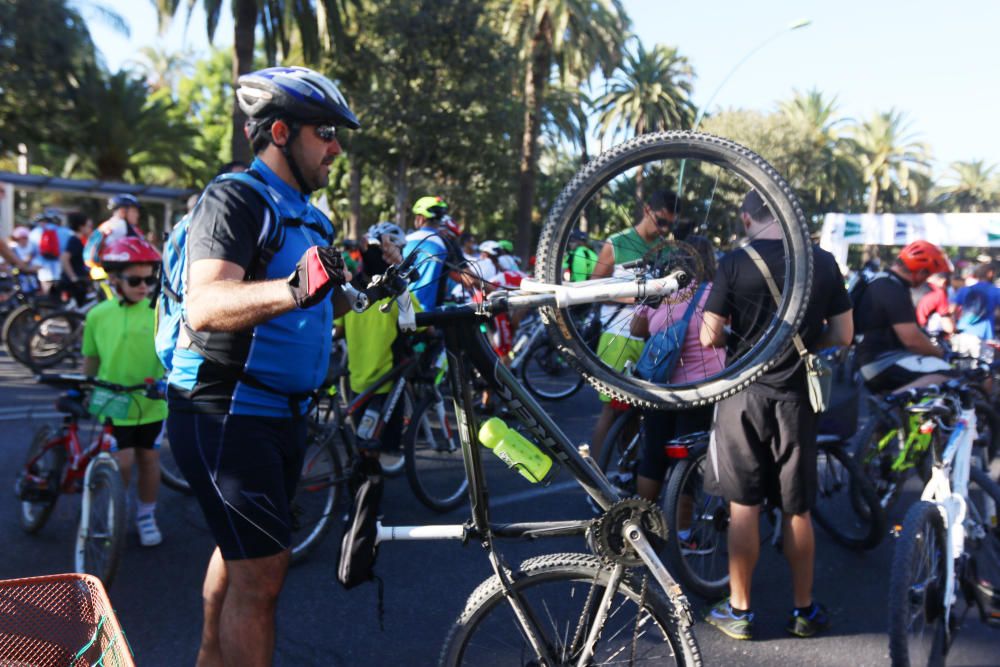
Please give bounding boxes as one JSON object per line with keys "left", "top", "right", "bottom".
{"left": 478, "top": 418, "right": 552, "bottom": 483}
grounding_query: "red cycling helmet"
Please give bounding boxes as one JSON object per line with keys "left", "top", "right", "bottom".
{"left": 100, "top": 237, "right": 162, "bottom": 271}
{"left": 898, "top": 240, "right": 952, "bottom": 275}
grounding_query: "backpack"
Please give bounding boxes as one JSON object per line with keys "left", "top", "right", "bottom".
{"left": 155, "top": 172, "right": 284, "bottom": 372}
{"left": 848, "top": 271, "right": 887, "bottom": 338}
{"left": 38, "top": 227, "right": 61, "bottom": 259}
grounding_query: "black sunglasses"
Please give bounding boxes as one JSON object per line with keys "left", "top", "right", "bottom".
{"left": 314, "top": 124, "right": 337, "bottom": 142}
{"left": 122, "top": 276, "right": 158, "bottom": 287}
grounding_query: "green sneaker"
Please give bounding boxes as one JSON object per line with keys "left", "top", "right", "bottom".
{"left": 786, "top": 602, "right": 831, "bottom": 637}
{"left": 705, "top": 599, "right": 754, "bottom": 640}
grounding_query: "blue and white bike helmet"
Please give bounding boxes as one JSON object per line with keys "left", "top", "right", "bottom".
{"left": 237, "top": 66, "right": 359, "bottom": 129}
{"left": 365, "top": 222, "right": 406, "bottom": 248}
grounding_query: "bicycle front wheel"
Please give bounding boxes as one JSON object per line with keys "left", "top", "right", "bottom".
{"left": 662, "top": 448, "right": 729, "bottom": 599}
{"left": 535, "top": 131, "right": 812, "bottom": 409}
{"left": 888, "top": 501, "right": 948, "bottom": 667}
{"left": 439, "top": 553, "right": 700, "bottom": 666}
{"left": 519, "top": 340, "right": 586, "bottom": 401}
{"left": 812, "top": 440, "right": 886, "bottom": 551}
{"left": 404, "top": 393, "right": 467, "bottom": 513}
{"left": 17, "top": 425, "right": 65, "bottom": 534}
{"left": 157, "top": 431, "right": 192, "bottom": 495}
{"left": 3, "top": 303, "right": 51, "bottom": 367}
{"left": 75, "top": 459, "right": 126, "bottom": 586}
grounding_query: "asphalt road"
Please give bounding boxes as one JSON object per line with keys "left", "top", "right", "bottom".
{"left": 1, "top": 350, "right": 998, "bottom": 666}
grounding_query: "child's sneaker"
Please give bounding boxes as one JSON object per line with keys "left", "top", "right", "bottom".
{"left": 786, "top": 602, "right": 831, "bottom": 637}
{"left": 705, "top": 598, "right": 754, "bottom": 640}
{"left": 136, "top": 514, "right": 163, "bottom": 547}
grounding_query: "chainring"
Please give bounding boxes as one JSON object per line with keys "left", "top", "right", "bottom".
{"left": 590, "top": 497, "right": 669, "bottom": 567}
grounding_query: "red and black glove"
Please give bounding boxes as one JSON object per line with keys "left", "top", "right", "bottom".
{"left": 287, "top": 245, "right": 347, "bottom": 309}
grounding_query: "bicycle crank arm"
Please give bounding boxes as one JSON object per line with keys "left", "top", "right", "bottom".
{"left": 623, "top": 520, "right": 695, "bottom": 627}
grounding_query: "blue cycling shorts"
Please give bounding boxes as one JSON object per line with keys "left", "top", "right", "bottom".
{"left": 167, "top": 400, "right": 306, "bottom": 561}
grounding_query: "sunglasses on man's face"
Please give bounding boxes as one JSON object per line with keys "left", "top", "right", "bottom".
{"left": 314, "top": 124, "right": 338, "bottom": 143}
{"left": 122, "top": 275, "right": 157, "bottom": 287}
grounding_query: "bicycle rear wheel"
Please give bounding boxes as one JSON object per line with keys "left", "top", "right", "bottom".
{"left": 27, "top": 310, "right": 85, "bottom": 370}
{"left": 17, "top": 426, "right": 65, "bottom": 534}
{"left": 75, "top": 459, "right": 126, "bottom": 586}
{"left": 404, "top": 393, "right": 467, "bottom": 513}
{"left": 888, "top": 501, "right": 948, "bottom": 667}
{"left": 812, "top": 439, "right": 886, "bottom": 550}
{"left": 439, "top": 553, "right": 700, "bottom": 666}
{"left": 535, "top": 131, "right": 812, "bottom": 409}
{"left": 290, "top": 423, "right": 344, "bottom": 564}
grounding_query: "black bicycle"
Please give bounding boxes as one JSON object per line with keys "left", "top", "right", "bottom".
{"left": 340, "top": 131, "right": 824, "bottom": 665}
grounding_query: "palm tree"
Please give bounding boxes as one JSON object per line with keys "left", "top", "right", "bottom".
{"left": 778, "top": 89, "right": 862, "bottom": 214}
{"left": 504, "top": 0, "right": 630, "bottom": 258}
{"left": 935, "top": 160, "right": 999, "bottom": 212}
{"left": 127, "top": 45, "right": 194, "bottom": 92}
{"left": 65, "top": 69, "right": 205, "bottom": 183}
{"left": 851, "top": 109, "right": 930, "bottom": 213}
{"left": 153, "top": 0, "right": 354, "bottom": 164}
{"left": 594, "top": 40, "right": 695, "bottom": 213}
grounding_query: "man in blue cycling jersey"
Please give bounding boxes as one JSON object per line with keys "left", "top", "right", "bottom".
{"left": 165, "top": 67, "right": 364, "bottom": 666}
{"left": 403, "top": 196, "right": 468, "bottom": 310}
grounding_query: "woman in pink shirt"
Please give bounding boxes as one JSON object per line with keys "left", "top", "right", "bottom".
{"left": 630, "top": 236, "right": 725, "bottom": 504}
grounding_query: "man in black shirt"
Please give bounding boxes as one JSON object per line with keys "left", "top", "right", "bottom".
{"left": 854, "top": 240, "right": 953, "bottom": 393}
{"left": 59, "top": 211, "right": 93, "bottom": 305}
{"left": 699, "top": 190, "right": 853, "bottom": 640}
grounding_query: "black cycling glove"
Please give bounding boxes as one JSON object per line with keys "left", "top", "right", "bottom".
{"left": 287, "top": 245, "right": 347, "bottom": 309}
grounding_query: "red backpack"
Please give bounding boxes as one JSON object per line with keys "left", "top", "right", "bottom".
{"left": 39, "top": 227, "right": 61, "bottom": 260}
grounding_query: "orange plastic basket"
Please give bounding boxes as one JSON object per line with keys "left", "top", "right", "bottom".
{"left": 0, "top": 573, "right": 134, "bottom": 666}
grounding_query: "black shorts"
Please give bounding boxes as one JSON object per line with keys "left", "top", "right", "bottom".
{"left": 638, "top": 406, "right": 713, "bottom": 481}
{"left": 166, "top": 409, "right": 306, "bottom": 561}
{"left": 112, "top": 421, "right": 164, "bottom": 451}
{"left": 704, "top": 389, "right": 818, "bottom": 515}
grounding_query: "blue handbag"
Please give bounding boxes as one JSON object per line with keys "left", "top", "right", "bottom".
{"left": 634, "top": 283, "right": 707, "bottom": 383}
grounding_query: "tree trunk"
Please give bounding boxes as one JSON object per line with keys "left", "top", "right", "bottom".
{"left": 867, "top": 179, "right": 879, "bottom": 214}
{"left": 230, "top": 0, "right": 257, "bottom": 165}
{"left": 513, "top": 19, "right": 551, "bottom": 262}
{"left": 349, "top": 155, "right": 362, "bottom": 241}
{"left": 394, "top": 156, "right": 409, "bottom": 228}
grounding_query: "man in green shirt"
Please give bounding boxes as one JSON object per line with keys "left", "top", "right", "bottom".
{"left": 82, "top": 237, "right": 166, "bottom": 547}
{"left": 587, "top": 190, "right": 678, "bottom": 464}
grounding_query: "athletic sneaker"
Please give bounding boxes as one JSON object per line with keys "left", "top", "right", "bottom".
{"left": 136, "top": 514, "right": 163, "bottom": 547}
{"left": 705, "top": 599, "right": 754, "bottom": 640}
{"left": 786, "top": 602, "right": 831, "bottom": 637}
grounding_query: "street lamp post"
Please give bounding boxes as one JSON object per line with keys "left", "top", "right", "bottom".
{"left": 692, "top": 19, "right": 812, "bottom": 132}
{"left": 675, "top": 19, "right": 812, "bottom": 209}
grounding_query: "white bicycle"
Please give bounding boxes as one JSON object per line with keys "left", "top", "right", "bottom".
{"left": 887, "top": 379, "right": 1000, "bottom": 666}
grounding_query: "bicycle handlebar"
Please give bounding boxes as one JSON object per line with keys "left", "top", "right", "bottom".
{"left": 36, "top": 373, "right": 163, "bottom": 397}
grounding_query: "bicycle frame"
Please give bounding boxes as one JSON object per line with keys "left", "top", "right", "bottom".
{"left": 373, "top": 274, "right": 694, "bottom": 664}
{"left": 917, "top": 393, "right": 976, "bottom": 637}
{"left": 24, "top": 418, "right": 117, "bottom": 494}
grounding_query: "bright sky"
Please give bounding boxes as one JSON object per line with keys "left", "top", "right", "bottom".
{"left": 88, "top": 0, "right": 999, "bottom": 176}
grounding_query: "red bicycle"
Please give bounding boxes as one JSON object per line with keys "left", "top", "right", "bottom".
{"left": 15, "top": 374, "right": 162, "bottom": 586}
